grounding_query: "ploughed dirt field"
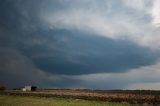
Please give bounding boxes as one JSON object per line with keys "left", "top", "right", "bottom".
{"left": 2, "top": 89, "right": 160, "bottom": 105}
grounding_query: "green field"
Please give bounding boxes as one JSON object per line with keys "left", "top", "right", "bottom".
{"left": 0, "top": 94, "right": 137, "bottom": 106}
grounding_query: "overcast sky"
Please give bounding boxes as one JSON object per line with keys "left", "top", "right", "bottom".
{"left": 0, "top": 0, "right": 160, "bottom": 90}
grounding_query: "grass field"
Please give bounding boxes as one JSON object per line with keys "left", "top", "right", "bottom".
{"left": 3, "top": 90, "right": 160, "bottom": 105}
{"left": 0, "top": 94, "right": 136, "bottom": 106}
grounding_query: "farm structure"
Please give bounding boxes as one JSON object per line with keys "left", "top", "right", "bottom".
{"left": 22, "top": 86, "right": 37, "bottom": 91}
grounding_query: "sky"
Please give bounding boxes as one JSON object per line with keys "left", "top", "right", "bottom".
{"left": 0, "top": 0, "right": 160, "bottom": 90}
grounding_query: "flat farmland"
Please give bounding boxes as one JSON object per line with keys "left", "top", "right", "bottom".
{"left": 0, "top": 94, "right": 134, "bottom": 106}
{"left": 1, "top": 89, "right": 160, "bottom": 105}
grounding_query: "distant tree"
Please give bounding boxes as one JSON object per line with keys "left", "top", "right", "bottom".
{"left": 0, "top": 85, "right": 6, "bottom": 91}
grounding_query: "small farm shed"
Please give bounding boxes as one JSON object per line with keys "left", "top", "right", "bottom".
{"left": 22, "top": 86, "right": 37, "bottom": 91}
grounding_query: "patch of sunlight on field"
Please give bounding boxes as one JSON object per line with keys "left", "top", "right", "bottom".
{"left": 0, "top": 94, "right": 137, "bottom": 106}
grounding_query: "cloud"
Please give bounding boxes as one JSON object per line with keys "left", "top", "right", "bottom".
{"left": 121, "top": 0, "right": 151, "bottom": 11}
{"left": 44, "top": 0, "right": 144, "bottom": 39}
{"left": 1, "top": 0, "right": 160, "bottom": 49}
{"left": 0, "top": 48, "right": 83, "bottom": 88}
{"left": 0, "top": 0, "right": 159, "bottom": 75}
{"left": 50, "top": 61, "right": 160, "bottom": 90}
{"left": 18, "top": 29, "right": 159, "bottom": 75}
{"left": 1, "top": 0, "right": 160, "bottom": 89}
{"left": 41, "top": 0, "right": 160, "bottom": 49}
{"left": 152, "top": 0, "right": 160, "bottom": 27}
{"left": 1, "top": 47, "right": 160, "bottom": 89}
{"left": 0, "top": 48, "right": 52, "bottom": 88}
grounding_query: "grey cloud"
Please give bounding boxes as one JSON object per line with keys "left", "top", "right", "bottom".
{"left": 49, "top": 62, "right": 160, "bottom": 90}
{"left": 1, "top": 0, "right": 160, "bottom": 89}
{"left": 17, "top": 29, "right": 159, "bottom": 75}
{"left": 0, "top": 48, "right": 50, "bottom": 88}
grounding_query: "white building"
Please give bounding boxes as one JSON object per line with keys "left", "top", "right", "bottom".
{"left": 22, "top": 88, "right": 26, "bottom": 91}
{"left": 22, "top": 86, "right": 37, "bottom": 91}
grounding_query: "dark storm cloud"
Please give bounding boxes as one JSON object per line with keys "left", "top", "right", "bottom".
{"left": 0, "top": 48, "right": 50, "bottom": 88}
{"left": 0, "top": 0, "right": 159, "bottom": 76}
{"left": 25, "top": 29, "right": 158, "bottom": 75}
{"left": 1, "top": 0, "right": 160, "bottom": 89}
{"left": 1, "top": 27, "right": 158, "bottom": 75}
